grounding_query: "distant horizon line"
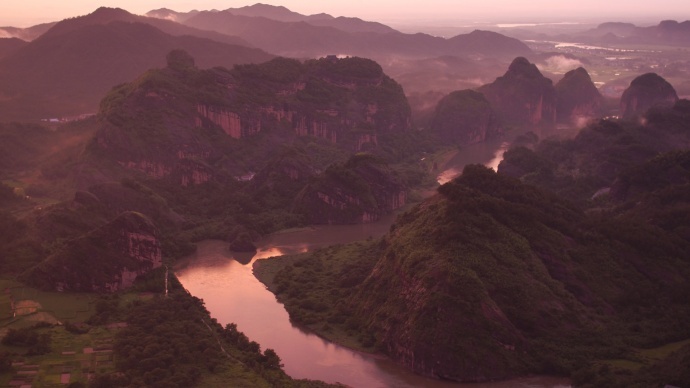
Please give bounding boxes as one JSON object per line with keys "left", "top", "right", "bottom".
{"left": 1, "top": 5, "right": 688, "bottom": 29}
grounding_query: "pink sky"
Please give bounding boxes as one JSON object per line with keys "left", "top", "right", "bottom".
{"left": 2, "top": 0, "right": 690, "bottom": 27}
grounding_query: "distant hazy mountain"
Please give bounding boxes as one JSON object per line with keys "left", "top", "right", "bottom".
{"left": 556, "top": 20, "right": 690, "bottom": 46}
{"left": 147, "top": 3, "right": 397, "bottom": 34}
{"left": 598, "top": 20, "right": 690, "bottom": 45}
{"left": 0, "top": 7, "right": 273, "bottom": 121}
{"left": 43, "top": 7, "right": 249, "bottom": 47}
{"left": 446, "top": 30, "right": 529, "bottom": 55}
{"left": 222, "top": 3, "right": 318, "bottom": 22}
{"left": 586, "top": 22, "right": 638, "bottom": 37}
{"left": 500, "top": 19, "right": 690, "bottom": 47}
{"left": 182, "top": 11, "right": 353, "bottom": 58}
{"left": 148, "top": 5, "right": 530, "bottom": 60}
{"left": 0, "top": 22, "right": 56, "bottom": 41}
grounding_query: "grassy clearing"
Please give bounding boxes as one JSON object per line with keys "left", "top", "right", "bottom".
{"left": 638, "top": 338, "right": 690, "bottom": 362}
{"left": 599, "top": 338, "right": 690, "bottom": 371}
{"left": 10, "top": 286, "right": 95, "bottom": 322}
{"left": 602, "top": 359, "right": 645, "bottom": 370}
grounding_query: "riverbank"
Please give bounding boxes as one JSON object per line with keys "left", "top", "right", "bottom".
{"left": 253, "top": 247, "right": 379, "bottom": 354}
{"left": 253, "top": 253, "right": 309, "bottom": 294}
{"left": 251, "top": 243, "right": 579, "bottom": 388}
{"left": 177, "top": 240, "right": 415, "bottom": 387}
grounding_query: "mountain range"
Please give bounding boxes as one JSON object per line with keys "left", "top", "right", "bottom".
{"left": 504, "top": 19, "right": 690, "bottom": 47}
{"left": 0, "top": 7, "right": 273, "bottom": 121}
{"left": 171, "top": 9, "right": 530, "bottom": 60}
{"left": 0, "top": 5, "right": 530, "bottom": 121}
{"left": 148, "top": 4, "right": 397, "bottom": 34}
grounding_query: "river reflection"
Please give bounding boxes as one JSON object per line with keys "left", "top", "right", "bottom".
{"left": 175, "top": 137, "right": 571, "bottom": 387}
{"left": 177, "top": 239, "right": 569, "bottom": 387}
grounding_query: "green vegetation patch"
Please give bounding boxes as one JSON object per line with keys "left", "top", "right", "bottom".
{"left": 1, "top": 272, "right": 337, "bottom": 387}
{"left": 9, "top": 287, "right": 95, "bottom": 322}
{"left": 256, "top": 240, "right": 383, "bottom": 351}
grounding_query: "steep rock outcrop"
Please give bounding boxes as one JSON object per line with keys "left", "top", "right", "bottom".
{"left": 89, "top": 54, "right": 411, "bottom": 186}
{"left": 620, "top": 73, "right": 679, "bottom": 119}
{"left": 196, "top": 105, "right": 243, "bottom": 139}
{"left": 293, "top": 154, "right": 406, "bottom": 224}
{"left": 479, "top": 57, "right": 556, "bottom": 126}
{"left": 22, "top": 212, "right": 162, "bottom": 292}
{"left": 430, "top": 90, "right": 500, "bottom": 146}
{"left": 555, "top": 67, "right": 603, "bottom": 123}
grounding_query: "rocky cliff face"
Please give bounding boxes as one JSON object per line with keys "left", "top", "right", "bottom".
{"left": 620, "top": 73, "right": 679, "bottom": 119}
{"left": 22, "top": 212, "right": 162, "bottom": 292}
{"left": 89, "top": 53, "right": 411, "bottom": 186}
{"left": 430, "top": 90, "right": 500, "bottom": 146}
{"left": 293, "top": 154, "right": 407, "bottom": 224}
{"left": 479, "top": 57, "right": 556, "bottom": 126}
{"left": 555, "top": 67, "right": 603, "bottom": 124}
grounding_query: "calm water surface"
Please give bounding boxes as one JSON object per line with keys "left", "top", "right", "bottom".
{"left": 175, "top": 139, "right": 571, "bottom": 387}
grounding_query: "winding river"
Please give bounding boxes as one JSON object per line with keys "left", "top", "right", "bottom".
{"left": 175, "top": 137, "right": 572, "bottom": 387}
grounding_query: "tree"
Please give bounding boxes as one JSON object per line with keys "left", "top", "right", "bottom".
{"left": 263, "top": 348, "right": 283, "bottom": 369}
